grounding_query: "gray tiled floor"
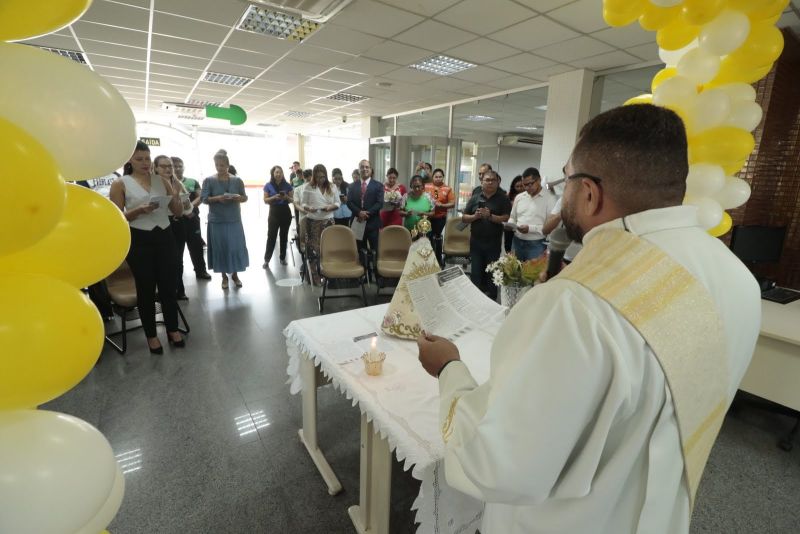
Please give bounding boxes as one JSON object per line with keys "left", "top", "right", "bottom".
{"left": 44, "top": 196, "right": 800, "bottom": 533}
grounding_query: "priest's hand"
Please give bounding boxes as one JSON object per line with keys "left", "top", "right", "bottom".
{"left": 417, "top": 332, "right": 460, "bottom": 378}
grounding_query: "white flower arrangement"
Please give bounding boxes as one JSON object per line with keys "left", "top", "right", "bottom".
{"left": 486, "top": 253, "right": 547, "bottom": 287}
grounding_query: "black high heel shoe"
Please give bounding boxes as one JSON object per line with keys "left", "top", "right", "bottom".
{"left": 168, "top": 334, "right": 185, "bottom": 348}
{"left": 148, "top": 340, "right": 164, "bottom": 354}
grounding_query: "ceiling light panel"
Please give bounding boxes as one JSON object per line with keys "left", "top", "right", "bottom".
{"left": 202, "top": 71, "right": 253, "bottom": 87}
{"left": 327, "top": 92, "right": 369, "bottom": 103}
{"left": 409, "top": 55, "right": 475, "bottom": 76}
{"left": 464, "top": 115, "right": 495, "bottom": 122}
{"left": 284, "top": 110, "right": 312, "bottom": 118}
{"left": 238, "top": 5, "right": 320, "bottom": 41}
{"left": 37, "top": 46, "right": 89, "bottom": 65}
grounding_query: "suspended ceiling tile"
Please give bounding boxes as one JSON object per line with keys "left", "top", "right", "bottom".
{"left": 73, "top": 21, "right": 148, "bottom": 48}
{"left": 214, "top": 47, "right": 280, "bottom": 69}
{"left": 444, "top": 38, "right": 518, "bottom": 65}
{"left": 82, "top": 1, "right": 149, "bottom": 30}
{"left": 304, "top": 24, "right": 385, "bottom": 55}
{"left": 451, "top": 65, "right": 508, "bottom": 84}
{"left": 151, "top": 34, "right": 219, "bottom": 58}
{"left": 303, "top": 78, "right": 354, "bottom": 91}
{"left": 491, "top": 16, "right": 579, "bottom": 51}
{"left": 98, "top": 70, "right": 147, "bottom": 82}
{"left": 148, "top": 62, "right": 204, "bottom": 78}
{"left": 340, "top": 57, "right": 401, "bottom": 76}
{"left": 394, "top": 20, "right": 476, "bottom": 52}
{"left": 436, "top": 0, "right": 535, "bottom": 34}
{"left": 590, "top": 24, "right": 654, "bottom": 49}
{"left": 569, "top": 50, "right": 641, "bottom": 71}
{"left": 548, "top": 0, "right": 610, "bottom": 33}
{"left": 149, "top": 50, "right": 211, "bottom": 70}
{"left": 21, "top": 33, "right": 78, "bottom": 50}
{"left": 486, "top": 75, "right": 538, "bottom": 91}
{"left": 423, "top": 76, "right": 477, "bottom": 92}
{"left": 382, "top": 67, "right": 439, "bottom": 84}
{"left": 81, "top": 40, "right": 147, "bottom": 60}
{"left": 155, "top": 0, "right": 246, "bottom": 25}
{"left": 333, "top": 0, "right": 424, "bottom": 37}
{"left": 520, "top": 63, "right": 574, "bottom": 81}
{"left": 532, "top": 36, "right": 614, "bottom": 63}
{"left": 363, "top": 40, "right": 431, "bottom": 66}
{"left": 490, "top": 53, "right": 556, "bottom": 75}
{"left": 513, "top": 0, "right": 577, "bottom": 12}
{"left": 207, "top": 60, "right": 263, "bottom": 78}
{"left": 626, "top": 42, "right": 660, "bottom": 61}
{"left": 152, "top": 12, "right": 230, "bottom": 43}
{"left": 225, "top": 30, "right": 299, "bottom": 55}
{"left": 286, "top": 45, "right": 355, "bottom": 67}
{"left": 268, "top": 58, "right": 330, "bottom": 77}
{"left": 90, "top": 54, "right": 147, "bottom": 71}
{"left": 377, "top": 0, "right": 460, "bottom": 17}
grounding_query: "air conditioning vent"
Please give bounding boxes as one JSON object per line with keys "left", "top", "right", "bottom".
{"left": 327, "top": 92, "right": 369, "bottom": 103}
{"left": 37, "top": 46, "right": 89, "bottom": 65}
{"left": 498, "top": 135, "right": 542, "bottom": 147}
{"left": 248, "top": 0, "right": 353, "bottom": 23}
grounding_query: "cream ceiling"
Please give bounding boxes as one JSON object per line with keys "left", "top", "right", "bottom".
{"left": 20, "top": 0, "right": 800, "bottom": 136}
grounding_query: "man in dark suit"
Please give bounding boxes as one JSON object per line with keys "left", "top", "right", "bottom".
{"left": 347, "top": 159, "right": 384, "bottom": 257}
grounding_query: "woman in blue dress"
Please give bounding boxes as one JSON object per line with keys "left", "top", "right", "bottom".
{"left": 201, "top": 151, "right": 249, "bottom": 290}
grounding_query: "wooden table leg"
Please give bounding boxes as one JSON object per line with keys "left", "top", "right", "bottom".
{"left": 348, "top": 413, "right": 392, "bottom": 534}
{"left": 298, "top": 354, "right": 343, "bottom": 495}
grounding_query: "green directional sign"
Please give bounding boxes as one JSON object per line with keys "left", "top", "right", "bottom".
{"left": 205, "top": 104, "right": 247, "bottom": 126}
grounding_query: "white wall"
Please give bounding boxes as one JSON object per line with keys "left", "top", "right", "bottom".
{"left": 497, "top": 145, "right": 542, "bottom": 184}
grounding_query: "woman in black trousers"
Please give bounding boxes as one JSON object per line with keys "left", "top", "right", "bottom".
{"left": 109, "top": 141, "right": 186, "bottom": 354}
{"left": 262, "top": 165, "right": 294, "bottom": 267}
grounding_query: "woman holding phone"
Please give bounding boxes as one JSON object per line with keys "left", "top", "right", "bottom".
{"left": 302, "top": 164, "right": 340, "bottom": 285}
{"left": 262, "top": 165, "right": 293, "bottom": 267}
{"left": 109, "top": 141, "right": 185, "bottom": 354}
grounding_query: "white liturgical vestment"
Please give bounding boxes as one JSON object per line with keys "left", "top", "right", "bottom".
{"left": 438, "top": 205, "right": 761, "bottom": 534}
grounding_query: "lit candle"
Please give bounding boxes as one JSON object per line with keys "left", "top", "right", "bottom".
{"left": 370, "top": 337, "right": 378, "bottom": 357}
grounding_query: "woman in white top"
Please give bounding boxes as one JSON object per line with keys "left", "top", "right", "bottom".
{"left": 302, "top": 163, "right": 340, "bottom": 285}
{"left": 109, "top": 141, "right": 185, "bottom": 354}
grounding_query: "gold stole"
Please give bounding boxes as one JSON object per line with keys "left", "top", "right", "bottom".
{"left": 558, "top": 229, "right": 729, "bottom": 507}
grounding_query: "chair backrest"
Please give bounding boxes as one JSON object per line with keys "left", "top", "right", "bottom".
{"left": 377, "top": 225, "right": 412, "bottom": 264}
{"left": 443, "top": 217, "right": 470, "bottom": 255}
{"left": 320, "top": 225, "right": 359, "bottom": 265}
{"left": 105, "top": 261, "right": 137, "bottom": 307}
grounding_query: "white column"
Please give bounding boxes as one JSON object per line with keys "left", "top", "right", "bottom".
{"left": 539, "top": 69, "right": 595, "bottom": 184}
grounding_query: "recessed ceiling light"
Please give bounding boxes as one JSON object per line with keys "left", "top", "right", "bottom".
{"left": 37, "top": 46, "right": 89, "bottom": 65}
{"left": 515, "top": 125, "right": 539, "bottom": 131}
{"left": 376, "top": 81, "right": 393, "bottom": 88}
{"left": 238, "top": 5, "right": 320, "bottom": 41}
{"left": 409, "top": 55, "right": 475, "bottom": 76}
{"left": 464, "top": 115, "right": 495, "bottom": 122}
{"left": 284, "top": 110, "right": 312, "bottom": 118}
{"left": 202, "top": 71, "right": 252, "bottom": 87}
{"left": 327, "top": 92, "right": 369, "bottom": 103}
{"left": 535, "top": 104, "right": 548, "bottom": 111}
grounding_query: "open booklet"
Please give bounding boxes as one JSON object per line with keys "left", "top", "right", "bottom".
{"left": 406, "top": 266, "right": 506, "bottom": 340}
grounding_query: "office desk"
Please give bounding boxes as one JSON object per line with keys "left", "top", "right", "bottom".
{"left": 739, "top": 298, "right": 800, "bottom": 412}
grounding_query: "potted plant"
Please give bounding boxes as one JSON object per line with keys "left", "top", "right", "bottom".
{"left": 486, "top": 254, "right": 547, "bottom": 309}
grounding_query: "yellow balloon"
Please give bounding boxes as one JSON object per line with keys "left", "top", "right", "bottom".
{"left": 651, "top": 67, "right": 678, "bottom": 93}
{"left": 624, "top": 94, "right": 654, "bottom": 106}
{"left": 706, "top": 57, "right": 774, "bottom": 87}
{"left": 682, "top": 0, "right": 726, "bottom": 26}
{"left": 0, "top": 0, "right": 92, "bottom": 42}
{"left": 727, "top": 0, "right": 774, "bottom": 12}
{"left": 723, "top": 159, "right": 748, "bottom": 175}
{"left": 0, "top": 184, "right": 130, "bottom": 288}
{"left": 603, "top": 7, "right": 639, "bottom": 27}
{"left": 657, "top": 18, "right": 700, "bottom": 50}
{"left": 0, "top": 274, "right": 103, "bottom": 409}
{"left": 603, "top": 0, "right": 645, "bottom": 27}
{"left": 639, "top": 3, "right": 680, "bottom": 31}
{"left": 749, "top": 0, "right": 790, "bottom": 21}
{"left": 689, "top": 127, "right": 756, "bottom": 165}
{"left": 0, "top": 118, "right": 66, "bottom": 256}
{"left": 708, "top": 212, "right": 733, "bottom": 237}
{"left": 727, "top": 23, "right": 784, "bottom": 68}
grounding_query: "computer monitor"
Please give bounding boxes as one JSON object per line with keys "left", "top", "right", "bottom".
{"left": 729, "top": 225, "right": 786, "bottom": 264}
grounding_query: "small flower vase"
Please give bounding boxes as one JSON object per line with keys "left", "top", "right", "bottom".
{"left": 500, "top": 284, "right": 530, "bottom": 310}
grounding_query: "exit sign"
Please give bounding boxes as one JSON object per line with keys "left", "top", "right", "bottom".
{"left": 139, "top": 137, "right": 161, "bottom": 146}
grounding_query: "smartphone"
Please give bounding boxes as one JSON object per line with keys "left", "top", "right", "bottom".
{"left": 477, "top": 200, "right": 486, "bottom": 210}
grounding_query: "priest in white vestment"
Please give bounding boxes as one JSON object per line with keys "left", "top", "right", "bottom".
{"left": 418, "top": 104, "right": 761, "bottom": 534}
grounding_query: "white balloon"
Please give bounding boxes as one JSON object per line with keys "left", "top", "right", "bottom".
{"left": 659, "top": 39, "right": 699, "bottom": 66}
{"left": 677, "top": 47, "right": 721, "bottom": 85}
{"left": 691, "top": 89, "right": 732, "bottom": 133}
{"left": 725, "top": 100, "right": 763, "bottom": 131}
{"left": 686, "top": 164, "right": 726, "bottom": 197}
{"left": 0, "top": 410, "right": 119, "bottom": 534}
{"left": 75, "top": 467, "right": 125, "bottom": 534}
{"left": 649, "top": 0, "right": 683, "bottom": 6}
{"left": 0, "top": 42, "right": 136, "bottom": 180}
{"left": 714, "top": 82, "right": 757, "bottom": 103}
{"left": 653, "top": 75, "right": 697, "bottom": 110}
{"left": 688, "top": 197, "right": 724, "bottom": 229}
{"left": 699, "top": 10, "right": 751, "bottom": 56}
{"left": 715, "top": 178, "right": 752, "bottom": 209}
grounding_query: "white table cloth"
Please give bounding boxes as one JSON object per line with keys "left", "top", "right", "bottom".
{"left": 285, "top": 304, "right": 486, "bottom": 533}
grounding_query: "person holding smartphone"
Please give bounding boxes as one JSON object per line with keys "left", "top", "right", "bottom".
{"left": 263, "top": 165, "right": 294, "bottom": 268}
{"left": 461, "top": 170, "right": 511, "bottom": 300}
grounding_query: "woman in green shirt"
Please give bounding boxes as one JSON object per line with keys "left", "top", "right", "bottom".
{"left": 399, "top": 175, "right": 434, "bottom": 233}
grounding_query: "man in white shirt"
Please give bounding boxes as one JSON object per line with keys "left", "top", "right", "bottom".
{"left": 507, "top": 167, "right": 558, "bottom": 260}
{"left": 418, "top": 104, "right": 761, "bottom": 534}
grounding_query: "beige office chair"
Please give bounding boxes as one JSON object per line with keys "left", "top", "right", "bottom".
{"left": 104, "top": 261, "right": 190, "bottom": 354}
{"left": 318, "top": 225, "right": 368, "bottom": 313}
{"left": 442, "top": 217, "right": 471, "bottom": 266}
{"left": 375, "top": 225, "right": 411, "bottom": 296}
